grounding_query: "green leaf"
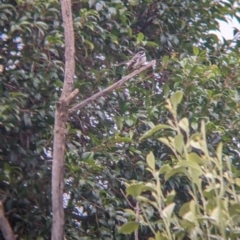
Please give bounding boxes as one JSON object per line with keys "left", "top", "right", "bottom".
{"left": 179, "top": 202, "right": 191, "bottom": 217}
{"left": 124, "top": 209, "right": 136, "bottom": 216}
{"left": 128, "top": 0, "right": 139, "bottom": 6}
{"left": 145, "top": 41, "right": 158, "bottom": 48}
{"left": 126, "top": 183, "right": 144, "bottom": 197}
{"left": 165, "top": 190, "right": 176, "bottom": 204}
{"left": 115, "top": 116, "right": 123, "bottom": 130}
{"left": 188, "top": 152, "right": 209, "bottom": 165}
{"left": 140, "top": 124, "right": 174, "bottom": 141}
{"left": 216, "top": 142, "right": 222, "bottom": 161}
{"left": 118, "top": 221, "right": 139, "bottom": 234}
{"left": 179, "top": 118, "right": 189, "bottom": 134}
{"left": 190, "top": 133, "right": 202, "bottom": 150}
{"left": 81, "top": 152, "right": 94, "bottom": 160}
{"left": 234, "top": 178, "right": 240, "bottom": 187}
{"left": 193, "top": 46, "right": 199, "bottom": 55}
{"left": 163, "top": 84, "right": 170, "bottom": 97}
{"left": 162, "top": 55, "right": 169, "bottom": 66}
{"left": 137, "top": 32, "right": 144, "bottom": 44}
{"left": 177, "top": 160, "right": 202, "bottom": 173}
{"left": 229, "top": 203, "right": 240, "bottom": 216}
{"left": 146, "top": 151, "right": 155, "bottom": 171}
{"left": 191, "top": 121, "right": 198, "bottom": 130}
{"left": 210, "top": 207, "right": 221, "bottom": 223}
{"left": 155, "top": 231, "right": 163, "bottom": 240}
{"left": 174, "top": 134, "right": 184, "bottom": 154}
{"left": 164, "top": 166, "right": 186, "bottom": 181}
{"left": 129, "top": 130, "right": 134, "bottom": 139}
{"left": 170, "top": 91, "right": 183, "bottom": 110}
{"left": 159, "top": 164, "right": 172, "bottom": 174}
{"left": 126, "top": 118, "right": 134, "bottom": 126}
{"left": 84, "top": 39, "right": 94, "bottom": 50}
{"left": 162, "top": 203, "right": 175, "bottom": 219}
{"left": 158, "top": 137, "right": 175, "bottom": 152}
{"left": 136, "top": 196, "right": 157, "bottom": 206}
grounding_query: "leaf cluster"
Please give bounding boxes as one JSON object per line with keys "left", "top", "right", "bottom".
{"left": 121, "top": 92, "right": 240, "bottom": 240}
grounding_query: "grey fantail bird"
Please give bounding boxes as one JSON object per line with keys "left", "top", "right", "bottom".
{"left": 115, "top": 51, "right": 147, "bottom": 70}
{"left": 127, "top": 51, "right": 146, "bottom": 70}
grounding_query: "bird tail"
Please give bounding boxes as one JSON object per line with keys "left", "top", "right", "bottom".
{"left": 114, "top": 60, "right": 128, "bottom": 66}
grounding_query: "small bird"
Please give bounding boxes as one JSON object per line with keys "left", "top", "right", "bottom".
{"left": 127, "top": 51, "right": 146, "bottom": 70}
{"left": 114, "top": 51, "right": 146, "bottom": 70}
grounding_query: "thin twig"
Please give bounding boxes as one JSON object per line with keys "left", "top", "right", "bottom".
{"left": 120, "top": 189, "right": 135, "bottom": 209}
{"left": 134, "top": 202, "right": 139, "bottom": 240}
{"left": 120, "top": 189, "right": 140, "bottom": 240}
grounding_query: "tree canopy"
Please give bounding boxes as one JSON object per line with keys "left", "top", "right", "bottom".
{"left": 0, "top": 0, "right": 240, "bottom": 239}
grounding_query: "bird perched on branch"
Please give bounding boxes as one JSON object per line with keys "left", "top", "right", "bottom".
{"left": 127, "top": 51, "right": 146, "bottom": 70}
{"left": 115, "top": 51, "right": 147, "bottom": 70}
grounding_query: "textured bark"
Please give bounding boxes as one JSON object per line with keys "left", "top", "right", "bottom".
{"left": 0, "top": 201, "right": 16, "bottom": 240}
{"left": 51, "top": 0, "right": 75, "bottom": 239}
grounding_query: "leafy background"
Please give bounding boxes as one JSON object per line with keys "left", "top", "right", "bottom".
{"left": 0, "top": 0, "right": 240, "bottom": 239}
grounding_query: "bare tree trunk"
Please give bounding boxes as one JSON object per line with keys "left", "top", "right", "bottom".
{"left": 51, "top": 0, "right": 75, "bottom": 238}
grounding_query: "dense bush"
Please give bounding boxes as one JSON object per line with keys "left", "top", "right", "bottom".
{"left": 121, "top": 91, "right": 240, "bottom": 239}
{"left": 0, "top": 0, "right": 239, "bottom": 239}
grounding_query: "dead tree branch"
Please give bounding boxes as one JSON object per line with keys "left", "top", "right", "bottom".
{"left": 69, "top": 60, "right": 155, "bottom": 113}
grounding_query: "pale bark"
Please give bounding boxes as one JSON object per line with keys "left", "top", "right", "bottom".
{"left": 0, "top": 201, "right": 16, "bottom": 240}
{"left": 51, "top": 0, "right": 75, "bottom": 238}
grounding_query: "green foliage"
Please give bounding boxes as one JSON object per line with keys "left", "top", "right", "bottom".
{"left": 0, "top": 0, "right": 61, "bottom": 238}
{"left": 0, "top": 0, "right": 240, "bottom": 239}
{"left": 122, "top": 92, "right": 240, "bottom": 239}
